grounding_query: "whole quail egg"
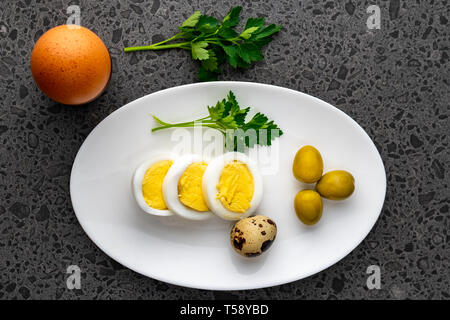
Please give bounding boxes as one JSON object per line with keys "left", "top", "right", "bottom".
{"left": 230, "top": 215, "right": 277, "bottom": 257}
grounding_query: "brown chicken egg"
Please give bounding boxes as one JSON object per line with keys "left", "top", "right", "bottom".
{"left": 230, "top": 215, "right": 277, "bottom": 257}
{"left": 30, "top": 25, "right": 111, "bottom": 105}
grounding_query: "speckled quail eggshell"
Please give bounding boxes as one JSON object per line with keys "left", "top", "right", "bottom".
{"left": 230, "top": 215, "right": 277, "bottom": 257}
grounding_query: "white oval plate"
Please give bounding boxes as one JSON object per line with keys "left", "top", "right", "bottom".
{"left": 70, "top": 82, "right": 386, "bottom": 290}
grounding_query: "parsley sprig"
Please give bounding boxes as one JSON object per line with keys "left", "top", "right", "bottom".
{"left": 124, "top": 6, "right": 282, "bottom": 81}
{"left": 151, "top": 91, "right": 283, "bottom": 150}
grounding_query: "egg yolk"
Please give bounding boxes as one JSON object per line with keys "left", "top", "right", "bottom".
{"left": 142, "top": 160, "right": 173, "bottom": 209}
{"left": 217, "top": 161, "right": 254, "bottom": 213}
{"left": 178, "top": 162, "right": 209, "bottom": 212}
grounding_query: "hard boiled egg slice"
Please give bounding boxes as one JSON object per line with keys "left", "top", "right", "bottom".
{"left": 203, "top": 152, "right": 263, "bottom": 221}
{"left": 132, "top": 153, "right": 176, "bottom": 216}
{"left": 162, "top": 154, "right": 214, "bottom": 221}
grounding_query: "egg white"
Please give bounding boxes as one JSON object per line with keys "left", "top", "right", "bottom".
{"left": 202, "top": 152, "right": 263, "bottom": 221}
{"left": 132, "top": 153, "right": 177, "bottom": 217}
{"left": 162, "top": 154, "right": 214, "bottom": 221}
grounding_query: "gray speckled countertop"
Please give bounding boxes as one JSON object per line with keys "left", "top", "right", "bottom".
{"left": 0, "top": 0, "right": 448, "bottom": 300}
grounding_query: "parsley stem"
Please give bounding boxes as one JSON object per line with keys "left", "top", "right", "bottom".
{"left": 124, "top": 33, "right": 192, "bottom": 52}
{"left": 151, "top": 117, "right": 219, "bottom": 132}
{"left": 228, "top": 36, "right": 242, "bottom": 42}
{"left": 151, "top": 124, "right": 194, "bottom": 132}
{"left": 152, "top": 115, "right": 211, "bottom": 126}
{"left": 151, "top": 122, "right": 216, "bottom": 132}
{"left": 152, "top": 33, "right": 182, "bottom": 46}
{"left": 125, "top": 42, "right": 191, "bottom": 52}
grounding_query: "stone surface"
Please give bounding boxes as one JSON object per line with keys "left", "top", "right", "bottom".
{"left": 0, "top": 0, "right": 448, "bottom": 300}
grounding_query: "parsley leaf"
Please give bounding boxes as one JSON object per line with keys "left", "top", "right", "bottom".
{"left": 245, "top": 17, "right": 266, "bottom": 30}
{"left": 124, "top": 6, "right": 282, "bottom": 81}
{"left": 191, "top": 41, "right": 209, "bottom": 60}
{"left": 222, "top": 6, "right": 242, "bottom": 27}
{"left": 197, "top": 15, "right": 219, "bottom": 33}
{"left": 151, "top": 91, "right": 283, "bottom": 151}
{"left": 253, "top": 24, "right": 282, "bottom": 40}
{"left": 217, "top": 27, "right": 238, "bottom": 39}
{"left": 201, "top": 51, "right": 218, "bottom": 71}
{"left": 198, "top": 66, "right": 219, "bottom": 82}
{"left": 182, "top": 11, "right": 202, "bottom": 28}
{"left": 239, "top": 27, "right": 259, "bottom": 40}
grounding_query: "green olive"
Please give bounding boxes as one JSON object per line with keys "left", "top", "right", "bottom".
{"left": 294, "top": 190, "right": 323, "bottom": 225}
{"left": 316, "top": 170, "right": 355, "bottom": 200}
{"left": 292, "top": 145, "right": 323, "bottom": 183}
